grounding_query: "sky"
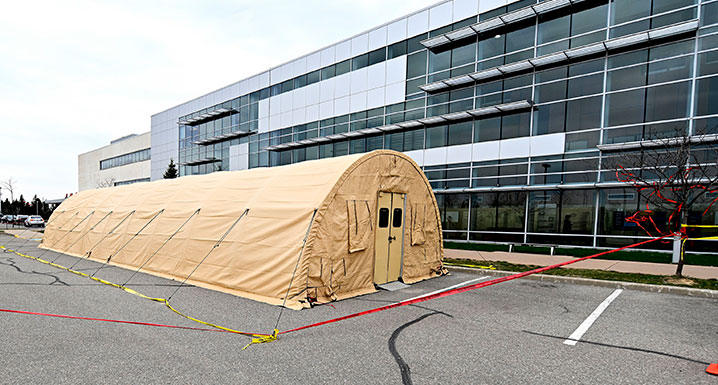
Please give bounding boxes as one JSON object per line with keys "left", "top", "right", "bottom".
{"left": 0, "top": 0, "right": 440, "bottom": 202}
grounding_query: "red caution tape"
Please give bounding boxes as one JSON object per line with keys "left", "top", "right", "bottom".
{"left": 279, "top": 235, "right": 671, "bottom": 336}
{"left": 0, "top": 307, "right": 232, "bottom": 333}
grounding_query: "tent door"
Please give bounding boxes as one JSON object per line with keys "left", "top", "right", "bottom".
{"left": 374, "top": 192, "right": 406, "bottom": 285}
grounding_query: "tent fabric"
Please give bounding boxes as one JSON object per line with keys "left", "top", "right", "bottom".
{"left": 41, "top": 150, "right": 445, "bottom": 309}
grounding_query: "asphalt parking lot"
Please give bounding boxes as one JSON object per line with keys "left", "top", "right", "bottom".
{"left": 0, "top": 232, "right": 716, "bottom": 384}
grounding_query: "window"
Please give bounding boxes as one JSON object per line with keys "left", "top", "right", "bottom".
{"left": 538, "top": 14, "right": 570, "bottom": 44}
{"left": 534, "top": 102, "right": 566, "bottom": 135}
{"left": 572, "top": 2, "right": 608, "bottom": 35}
{"left": 611, "top": 0, "right": 651, "bottom": 26}
{"left": 368, "top": 48, "right": 386, "bottom": 66}
{"left": 448, "top": 121, "right": 473, "bottom": 146}
{"left": 536, "top": 81, "right": 567, "bottom": 103}
{"left": 428, "top": 50, "right": 451, "bottom": 73}
{"left": 352, "top": 54, "right": 369, "bottom": 70}
{"left": 501, "top": 112, "right": 530, "bottom": 139}
{"left": 392, "top": 208, "right": 403, "bottom": 227}
{"left": 378, "top": 208, "right": 390, "bottom": 228}
{"left": 568, "top": 74, "right": 603, "bottom": 98}
{"left": 388, "top": 40, "right": 407, "bottom": 59}
{"left": 606, "top": 88, "right": 646, "bottom": 126}
{"left": 647, "top": 56, "right": 692, "bottom": 84}
{"left": 407, "top": 52, "right": 427, "bottom": 78}
{"left": 426, "top": 125, "right": 447, "bottom": 148}
{"left": 451, "top": 43, "right": 476, "bottom": 68}
{"left": 335, "top": 60, "right": 350, "bottom": 76}
{"left": 645, "top": 81, "right": 690, "bottom": 122}
{"left": 474, "top": 117, "right": 501, "bottom": 142}
{"left": 479, "top": 33, "right": 505, "bottom": 60}
{"left": 566, "top": 97, "right": 602, "bottom": 132}
{"left": 607, "top": 65, "right": 647, "bottom": 91}
{"left": 702, "top": 2, "right": 718, "bottom": 26}
{"left": 695, "top": 76, "right": 718, "bottom": 116}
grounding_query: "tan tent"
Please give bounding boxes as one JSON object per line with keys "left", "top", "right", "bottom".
{"left": 41, "top": 150, "right": 445, "bottom": 309}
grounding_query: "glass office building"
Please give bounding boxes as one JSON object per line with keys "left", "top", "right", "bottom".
{"left": 151, "top": 0, "right": 718, "bottom": 251}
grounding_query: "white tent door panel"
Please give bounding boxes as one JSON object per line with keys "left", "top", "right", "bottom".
{"left": 374, "top": 192, "right": 405, "bottom": 285}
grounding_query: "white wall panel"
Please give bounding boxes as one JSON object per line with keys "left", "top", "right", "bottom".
{"left": 281, "top": 92, "right": 293, "bottom": 113}
{"left": 367, "top": 87, "right": 385, "bottom": 109}
{"left": 269, "top": 95, "right": 281, "bottom": 115}
{"left": 281, "top": 111, "right": 292, "bottom": 127}
{"left": 269, "top": 114, "right": 281, "bottom": 130}
{"left": 387, "top": 18, "right": 408, "bottom": 44}
{"left": 386, "top": 56, "right": 407, "bottom": 84}
{"left": 407, "top": 10, "right": 429, "bottom": 37}
{"left": 350, "top": 91, "right": 367, "bottom": 112}
{"left": 351, "top": 33, "right": 369, "bottom": 56}
{"left": 319, "top": 100, "right": 334, "bottom": 120}
{"left": 335, "top": 96, "right": 350, "bottom": 116}
{"left": 429, "top": 2, "right": 453, "bottom": 30}
{"left": 259, "top": 116, "right": 269, "bottom": 133}
{"left": 479, "top": 0, "right": 506, "bottom": 13}
{"left": 321, "top": 46, "right": 335, "bottom": 67}
{"left": 530, "top": 133, "right": 565, "bottom": 157}
{"left": 293, "top": 87, "right": 306, "bottom": 109}
{"left": 305, "top": 83, "right": 320, "bottom": 105}
{"left": 336, "top": 40, "right": 351, "bottom": 62}
{"left": 259, "top": 99, "right": 269, "bottom": 118}
{"left": 270, "top": 67, "right": 281, "bottom": 83}
{"left": 292, "top": 57, "right": 307, "bottom": 78}
{"left": 404, "top": 150, "right": 424, "bottom": 166}
{"left": 385, "top": 82, "right": 405, "bottom": 105}
{"left": 306, "top": 52, "right": 321, "bottom": 71}
{"left": 280, "top": 63, "right": 293, "bottom": 82}
{"left": 249, "top": 75, "right": 260, "bottom": 92}
{"left": 499, "top": 137, "right": 531, "bottom": 159}
{"left": 367, "top": 62, "right": 386, "bottom": 90}
{"left": 239, "top": 80, "right": 249, "bottom": 96}
{"left": 350, "top": 67, "right": 368, "bottom": 94}
{"left": 334, "top": 72, "right": 351, "bottom": 98}
{"left": 453, "top": 0, "right": 479, "bottom": 21}
{"left": 368, "top": 26, "right": 387, "bottom": 50}
{"left": 320, "top": 77, "right": 335, "bottom": 102}
{"left": 446, "top": 143, "right": 472, "bottom": 163}
{"left": 305, "top": 104, "right": 319, "bottom": 122}
{"left": 292, "top": 107, "right": 305, "bottom": 125}
{"left": 258, "top": 71, "right": 270, "bottom": 88}
{"left": 472, "top": 141, "right": 500, "bottom": 161}
{"left": 424, "top": 147, "right": 448, "bottom": 166}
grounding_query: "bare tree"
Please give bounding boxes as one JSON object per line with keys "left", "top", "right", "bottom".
{"left": 1, "top": 177, "right": 17, "bottom": 201}
{"left": 96, "top": 178, "right": 116, "bottom": 189}
{"left": 602, "top": 125, "right": 718, "bottom": 276}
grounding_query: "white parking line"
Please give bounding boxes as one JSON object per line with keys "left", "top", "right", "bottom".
{"left": 564, "top": 289, "right": 623, "bottom": 346}
{"left": 403, "top": 276, "right": 491, "bottom": 302}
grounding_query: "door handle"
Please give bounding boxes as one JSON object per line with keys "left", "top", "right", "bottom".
{"left": 388, "top": 235, "right": 396, "bottom": 242}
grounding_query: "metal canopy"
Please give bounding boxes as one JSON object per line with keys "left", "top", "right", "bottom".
{"left": 191, "top": 129, "right": 255, "bottom": 146}
{"left": 264, "top": 100, "right": 533, "bottom": 151}
{"left": 420, "top": 0, "right": 591, "bottom": 50}
{"left": 178, "top": 107, "right": 234, "bottom": 126}
{"left": 418, "top": 20, "right": 698, "bottom": 94}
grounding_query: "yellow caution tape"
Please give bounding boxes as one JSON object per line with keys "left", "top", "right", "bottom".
{"left": 0, "top": 244, "right": 272, "bottom": 342}
{"left": 443, "top": 262, "right": 496, "bottom": 270}
{"left": 681, "top": 224, "right": 718, "bottom": 228}
{"left": 242, "top": 329, "right": 279, "bottom": 350}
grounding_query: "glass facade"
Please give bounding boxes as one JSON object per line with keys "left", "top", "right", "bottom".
{"left": 171, "top": 0, "right": 718, "bottom": 251}
{"left": 100, "top": 148, "right": 151, "bottom": 170}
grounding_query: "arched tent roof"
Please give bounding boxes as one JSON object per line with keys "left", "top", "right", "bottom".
{"left": 42, "top": 150, "right": 444, "bottom": 308}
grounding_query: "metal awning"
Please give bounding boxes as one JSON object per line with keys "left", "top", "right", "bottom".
{"left": 192, "top": 130, "right": 255, "bottom": 145}
{"left": 421, "top": 0, "right": 586, "bottom": 49}
{"left": 264, "top": 100, "right": 533, "bottom": 151}
{"left": 178, "top": 108, "right": 234, "bottom": 126}
{"left": 180, "top": 157, "right": 221, "bottom": 166}
{"left": 419, "top": 19, "right": 699, "bottom": 94}
{"left": 597, "top": 134, "right": 718, "bottom": 152}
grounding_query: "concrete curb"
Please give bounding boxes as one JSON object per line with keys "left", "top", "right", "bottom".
{"left": 447, "top": 266, "right": 718, "bottom": 299}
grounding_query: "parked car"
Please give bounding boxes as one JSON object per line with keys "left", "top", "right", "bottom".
{"left": 14, "top": 215, "right": 29, "bottom": 225}
{"left": 1, "top": 215, "right": 14, "bottom": 223}
{"left": 24, "top": 215, "right": 45, "bottom": 227}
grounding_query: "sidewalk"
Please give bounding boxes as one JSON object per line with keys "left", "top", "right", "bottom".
{"left": 444, "top": 248, "right": 718, "bottom": 280}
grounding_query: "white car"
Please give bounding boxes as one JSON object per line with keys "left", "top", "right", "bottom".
{"left": 24, "top": 215, "right": 45, "bottom": 227}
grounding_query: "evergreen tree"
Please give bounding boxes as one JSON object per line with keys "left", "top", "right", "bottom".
{"left": 164, "top": 159, "right": 178, "bottom": 179}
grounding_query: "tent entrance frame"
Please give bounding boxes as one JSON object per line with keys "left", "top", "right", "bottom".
{"left": 373, "top": 191, "right": 406, "bottom": 285}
